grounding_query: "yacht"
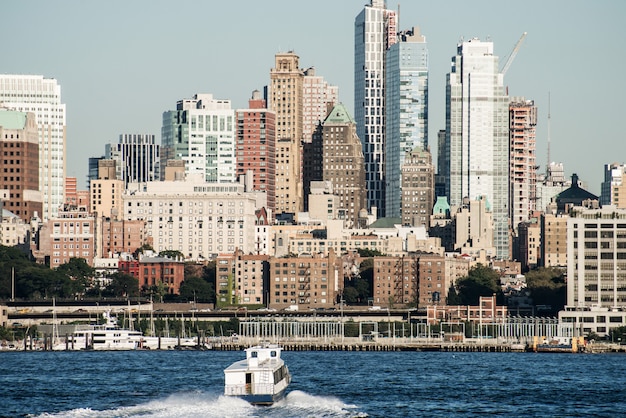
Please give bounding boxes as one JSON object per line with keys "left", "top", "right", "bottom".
{"left": 224, "top": 344, "right": 291, "bottom": 405}
{"left": 55, "top": 311, "right": 143, "bottom": 350}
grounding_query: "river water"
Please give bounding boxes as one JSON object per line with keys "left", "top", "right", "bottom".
{"left": 1, "top": 350, "right": 625, "bottom": 417}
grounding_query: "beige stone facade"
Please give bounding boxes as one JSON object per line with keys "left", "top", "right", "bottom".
{"left": 541, "top": 212, "right": 568, "bottom": 267}
{"left": 270, "top": 52, "right": 304, "bottom": 215}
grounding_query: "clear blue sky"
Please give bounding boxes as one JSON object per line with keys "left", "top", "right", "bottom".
{"left": 3, "top": 0, "right": 625, "bottom": 194}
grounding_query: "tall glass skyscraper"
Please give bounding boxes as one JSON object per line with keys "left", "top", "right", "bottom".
{"left": 105, "top": 134, "right": 159, "bottom": 187}
{"left": 355, "top": 0, "right": 396, "bottom": 218}
{"left": 385, "top": 27, "right": 429, "bottom": 219}
{"left": 161, "top": 94, "right": 235, "bottom": 183}
{"left": 444, "top": 39, "right": 510, "bottom": 259}
{"left": 0, "top": 75, "right": 66, "bottom": 220}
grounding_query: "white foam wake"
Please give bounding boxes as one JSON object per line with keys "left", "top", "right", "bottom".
{"left": 31, "top": 390, "right": 367, "bottom": 418}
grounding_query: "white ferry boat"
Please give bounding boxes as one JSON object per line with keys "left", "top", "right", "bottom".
{"left": 224, "top": 344, "right": 291, "bottom": 405}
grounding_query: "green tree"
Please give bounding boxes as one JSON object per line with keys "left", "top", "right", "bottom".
{"left": 525, "top": 267, "right": 566, "bottom": 314}
{"left": 0, "top": 245, "right": 34, "bottom": 298}
{"left": 342, "top": 286, "right": 360, "bottom": 304}
{"left": 57, "top": 257, "right": 95, "bottom": 295}
{"left": 609, "top": 326, "right": 626, "bottom": 343}
{"left": 133, "top": 244, "right": 154, "bottom": 259}
{"left": 446, "top": 284, "right": 461, "bottom": 305}
{"left": 455, "top": 263, "right": 503, "bottom": 305}
{"left": 356, "top": 248, "right": 385, "bottom": 257}
{"left": 159, "top": 250, "right": 185, "bottom": 260}
{"left": 179, "top": 276, "right": 214, "bottom": 302}
{"left": 105, "top": 272, "right": 139, "bottom": 298}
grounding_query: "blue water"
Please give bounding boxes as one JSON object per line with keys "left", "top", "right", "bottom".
{"left": 1, "top": 350, "right": 625, "bottom": 417}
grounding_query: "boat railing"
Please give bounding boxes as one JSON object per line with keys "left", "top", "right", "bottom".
{"left": 224, "top": 383, "right": 275, "bottom": 396}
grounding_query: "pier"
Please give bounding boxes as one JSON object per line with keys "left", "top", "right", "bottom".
{"left": 211, "top": 338, "right": 530, "bottom": 352}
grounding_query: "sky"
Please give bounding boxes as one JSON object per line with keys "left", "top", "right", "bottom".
{"left": 2, "top": 0, "right": 625, "bottom": 194}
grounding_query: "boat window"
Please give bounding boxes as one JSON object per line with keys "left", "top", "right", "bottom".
{"left": 271, "top": 350, "right": 277, "bottom": 357}
{"left": 251, "top": 351, "right": 258, "bottom": 357}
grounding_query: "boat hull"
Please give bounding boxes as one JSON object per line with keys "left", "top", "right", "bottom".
{"left": 235, "top": 387, "right": 288, "bottom": 406}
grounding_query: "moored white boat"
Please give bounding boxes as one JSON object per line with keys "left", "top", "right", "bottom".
{"left": 224, "top": 344, "right": 291, "bottom": 405}
{"left": 54, "top": 311, "right": 143, "bottom": 351}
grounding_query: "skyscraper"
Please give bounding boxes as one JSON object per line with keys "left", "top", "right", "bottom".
{"left": 444, "top": 39, "right": 510, "bottom": 259}
{"left": 236, "top": 90, "right": 276, "bottom": 215}
{"left": 161, "top": 94, "right": 236, "bottom": 183}
{"left": 355, "top": 0, "right": 397, "bottom": 217}
{"left": 509, "top": 98, "right": 537, "bottom": 232}
{"left": 105, "top": 134, "right": 159, "bottom": 187}
{"left": 302, "top": 67, "right": 338, "bottom": 144}
{"left": 270, "top": 52, "right": 304, "bottom": 215}
{"left": 0, "top": 110, "right": 42, "bottom": 223}
{"left": 385, "top": 27, "right": 429, "bottom": 218}
{"left": 0, "top": 75, "right": 66, "bottom": 220}
{"left": 320, "top": 103, "right": 366, "bottom": 227}
{"left": 401, "top": 147, "right": 434, "bottom": 228}
{"left": 600, "top": 162, "right": 626, "bottom": 207}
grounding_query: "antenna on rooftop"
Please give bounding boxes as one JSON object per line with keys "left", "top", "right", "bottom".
{"left": 546, "top": 92, "right": 551, "bottom": 177}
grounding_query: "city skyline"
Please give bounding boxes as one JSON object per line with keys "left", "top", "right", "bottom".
{"left": 2, "top": 0, "right": 625, "bottom": 193}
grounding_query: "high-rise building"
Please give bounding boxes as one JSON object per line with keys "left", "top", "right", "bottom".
{"left": 236, "top": 90, "right": 276, "bottom": 215}
{"left": 600, "top": 163, "right": 626, "bottom": 207}
{"left": 509, "top": 98, "right": 537, "bottom": 232}
{"left": 567, "top": 205, "right": 626, "bottom": 309}
{"left": 89, "top": 159, "right": 123, "bottom": 219}
{"left": 435, "top": 129, "right": 447, "bottom": 199}
{"left": 535, "top": 162, "right": 571, "bottom": 212}
{"left": 444, "top": 39, "right": 510, "bottom": 259}
{"left": 355, "top": 0, "right": 397, "bottom": 217}
{"left": 43, "top": 204, "right": 95, "bottom": 268}
{"left": 302, "top": 67, "right": 338, "bottom": 143}
{"left": 105, "top": 134, "right": 159, "bottom": 187}
{"left": 401, "top": 147, "right": 434, "bottom": 228}
{"left": 270, "top": 52, "right": 304, "bottom": 215}
{"left": 161, "top": 94, "right": 235, "bottom": 183}
{"left": 540, "top": 211, "right": 568, "bottom": 268}
{"left": 0, "top": 75, "right": 66, "bottom": 220}
{"left": 0, "top": 110, "right": 42, "bottom": 223}
{"left": 385, "top": 27, "right": 429, "bottom": 218}
{"left": 64, "top": 177, "right": 77, "bottom": 206}
{"left": 320, "top": 103, "right": 366, "bottom": 227}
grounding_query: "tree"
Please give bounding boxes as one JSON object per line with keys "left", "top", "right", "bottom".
{"left": 455, "top": 264, "right": 503, "bottom": 306}
{"left": 57, "top": 257, "right": 95, "bottom": 295}
{"left": 14, "top": 266, "right": 74, "bottom": 299}
{"left": 159, "top": 250, "right": 184, "bottom": 260}
{"left": 525, "top": 267, "right": 566, "bottom": 314}
{"left": 356, "top": 248, "right": 385, "bottom": 257}
{"left": 105, "top": 272, "right": 139, "bottom": 298}
{"left": 179, "top": 276, "right": 214, "bottom": 302}
{"left": 446, "top": 284, "right": 461, "bottom": 305}
{"left": 342, "top": 286, "right": 360, "bottom": 304}
{"left": 342, "top": 257, "right": 373, "bottom": 305}
{"left": 133, "top": 244, "right": 154, "bottom": 259}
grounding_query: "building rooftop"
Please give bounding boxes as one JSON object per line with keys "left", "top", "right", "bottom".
{"left": 323, "top": 103, "right": 355, "bottom": 124}
{"left": 0, "top": 110, "right": 27, "bottom": 130}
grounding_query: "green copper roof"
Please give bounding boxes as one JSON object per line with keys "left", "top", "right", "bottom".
{"left": 324, "top": 103, "right": 355, "bottom": 124}
{"left": 369, "top": 217, "right": 401, "bottom": 228}
{"left": 433, "top": 196, "right": 450, "bottom": 215}
{"left": 0, "top": 110, "right": 27, "bottom": 130}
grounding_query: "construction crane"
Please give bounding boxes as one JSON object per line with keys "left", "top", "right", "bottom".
{"left": 500, "top": 32, "right": 527, "bottom": 75}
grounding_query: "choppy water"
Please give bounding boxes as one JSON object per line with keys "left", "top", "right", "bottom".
{"left": 1, "top": 350, "right": 625, "bottom": 417}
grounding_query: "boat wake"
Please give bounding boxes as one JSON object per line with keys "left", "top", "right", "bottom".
{"left": 29, "top": 390, "right": 367, "bottom": 418}
{"left": 273, "top": 390, "right": 368, "bottom": 417}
